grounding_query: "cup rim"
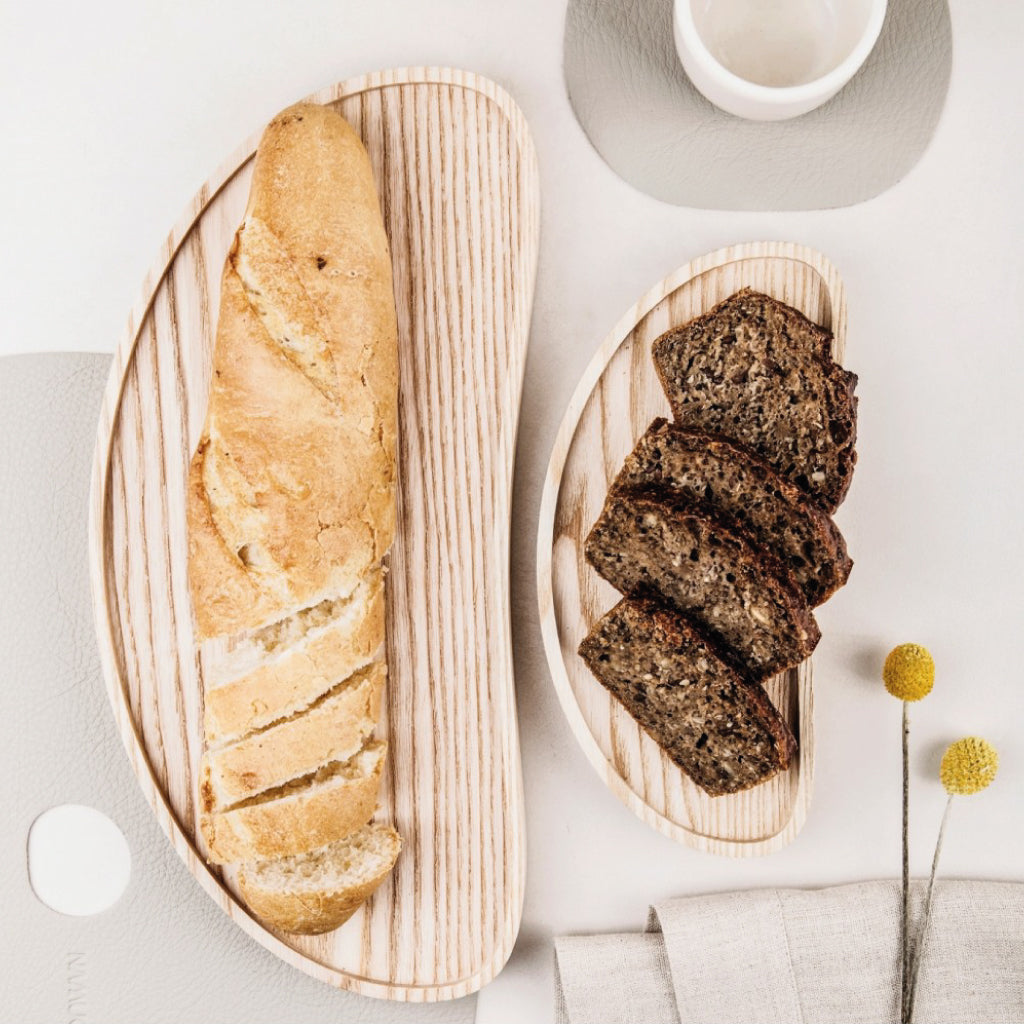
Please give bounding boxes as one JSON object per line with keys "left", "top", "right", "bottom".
{"left": 674, "top": 0, "right": 888, "bottom": 105}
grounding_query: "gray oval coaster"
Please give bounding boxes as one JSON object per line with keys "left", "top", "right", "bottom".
{"left": 564, "top": 0, "right": 951, "bottom": 211}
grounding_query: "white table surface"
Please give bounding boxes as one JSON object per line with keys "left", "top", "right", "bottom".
{"left": 4, "top": 2, "right": 1023, "bottom": 1022}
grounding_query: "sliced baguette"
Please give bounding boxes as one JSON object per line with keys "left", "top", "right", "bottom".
{"left": 238, "top": 822, "right": 402, "bottom": 934}
{"left": 202, "top": 742, "right": 386, "bottom": 864}
{"left": 187, "top": 103, "right": 402, "bottom": 932}
{"left": 200, "top": 661, "right": 385, "bottom": 810}
{"left": 203, "top": 574, "right": 384, "bottom": 746}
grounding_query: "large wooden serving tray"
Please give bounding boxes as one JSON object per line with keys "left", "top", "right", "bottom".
{"left": 538, "top": 242, "right": 847, "bottom": 857}
{"left": 89, "top": 68, "right": 539, "bottom": 1001}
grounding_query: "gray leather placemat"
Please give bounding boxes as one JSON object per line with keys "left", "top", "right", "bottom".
{"left": 564, "top": 0, "right": 952, "bottom": 210}
{"left": 0, "top": 353, "right": 476, "bottom": 1024}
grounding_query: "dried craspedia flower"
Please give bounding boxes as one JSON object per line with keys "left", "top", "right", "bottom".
{"left": 940, "top": 737, "right": 999, "bottom": 795}
{"left": 883, "top": 643, "right": 935, "bottom": 701}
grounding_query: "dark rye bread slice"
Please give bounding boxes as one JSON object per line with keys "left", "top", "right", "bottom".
{"left": 652, "top": 288, "right": 858, "bottom": 512}
{"left": 585, "top": 488, "right": 820, "bottom": 677}
{"left": 613, "top": 418, "right": 852, "bottom": 606}
{"left": 579, "top": 596, "right": 796, "bottom": 796}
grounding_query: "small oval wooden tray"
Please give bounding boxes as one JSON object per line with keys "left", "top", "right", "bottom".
{"left": 89, "top": 68, "right": 539, "bottom": 1000}
{"left": 538, "top": 241, "right": 848, "bottom": 856}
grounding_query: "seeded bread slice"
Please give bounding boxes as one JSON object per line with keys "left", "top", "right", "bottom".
{"left": 585, "top": 489, "right": 819, "bottom": 677}
{"left": 579, "top": 597, "right": 795, "bottom": 795}
{"left": 613, "top": 418, "right": 852, "bottom": 606}
{"left": 652, "top": 288, "right": 857, "bottom": 512}
{"left": 201, "top": 742, "right": 386, "bottom": 864}
{"left": 238, "top": 822, "right": 402, "bottom": 934}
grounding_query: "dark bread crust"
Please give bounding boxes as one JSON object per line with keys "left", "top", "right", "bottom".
{"left": 614, "top": 418, "right": 852, "bottom": 606}
{"left": 579, "top": 596, "right": 796, "bottom": 796}
{"left": 652, "top": 288, "right": 858, "bottom": 512}
{"left": 585, "top": 487, "right": 820, "bottom": 678}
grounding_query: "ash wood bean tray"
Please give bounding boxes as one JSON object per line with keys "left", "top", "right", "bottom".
{"left": 89, "top": 67, "right": 539, "bottom": 1001}
{"left": 538, "top": 242, "right": 849, "bottom": 856}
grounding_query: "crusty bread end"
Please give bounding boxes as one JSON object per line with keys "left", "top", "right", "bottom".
{"left": 238, "top": 822, "right": 401, "bottom": 934}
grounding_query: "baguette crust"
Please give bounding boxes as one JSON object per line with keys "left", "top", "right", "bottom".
{"left": 201, "top": 661, "right": 385, "bottom": 810}
{"left": 237, "top": 824, "right": 402, "bottom": 935}
{"left": 203, "top": 574, "right": 385, "bottom": 746}
{"left": 202, "top": 743, "right": 386, "bottom": 864}
{"left": 187, "top": 103, "right": 398, "bottom": 640}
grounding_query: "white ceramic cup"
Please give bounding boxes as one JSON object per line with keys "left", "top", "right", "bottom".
{"left": 673, "top": 0, "right": 888, "bottom": 121}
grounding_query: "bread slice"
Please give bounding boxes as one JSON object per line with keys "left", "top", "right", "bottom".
{"left": 202, "top": 573, "right": 384, "bottom": 746}
{"left": 200, "top": 661, "right": 384, "bottom": 810}
{"left": 652, "top": 288, "right": 857, "bottom": 512}
{"left": 202, "top": 742, "right": 386, "bottom": 864}
{"left": 585, "top": 489, "right": 819, "bottom": 677}
{"left": 614, "top": 418, "right": 852, "bottom": 606}
{"left": 238, "top": 822, "right": 402, "bottom": 934}
{"left": 579, "top": 597, "right": 796, "bottom": 795}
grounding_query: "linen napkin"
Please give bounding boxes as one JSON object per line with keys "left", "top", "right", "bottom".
{"left": 0, "top": 353, "right": 477, "bottom": 1023}
{"left": 555, "top": 879, "right": 1024, "bottom": 1024}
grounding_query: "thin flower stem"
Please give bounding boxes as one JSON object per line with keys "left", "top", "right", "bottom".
{"left": 905, "top": 794, "right": 954, "bottom": 1024}
{"left": 900, "top": 701, "right": 910, "bottom": 1022}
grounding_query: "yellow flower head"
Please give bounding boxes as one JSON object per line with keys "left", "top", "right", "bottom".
{"left": 940, "top": 737, "right": 999, "bottom": 795}
{"left": 883, "top": 643, "right": 935, "bottom": 701}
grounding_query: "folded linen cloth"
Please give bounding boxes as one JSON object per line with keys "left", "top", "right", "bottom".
{"left": 555, "top": 879, "right": 1024, "bottom": 1024}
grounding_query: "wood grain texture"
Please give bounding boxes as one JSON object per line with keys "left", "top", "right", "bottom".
{"left": 88, "top": 68, "right": 539, "bottom": 1001}
{"left": 537, "top": 242, "right": 849, "bottom": 856}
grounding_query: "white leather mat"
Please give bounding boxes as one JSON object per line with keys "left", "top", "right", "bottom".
{"left": 564, "top": 0, "right": 952, "bottom": 210}
{"left": 0, "top": 353, "right": 476, "bottom": 1024}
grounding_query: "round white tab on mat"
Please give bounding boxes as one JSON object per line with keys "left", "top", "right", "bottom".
{"left": 28, "top": 804, "right": 131, "bottom": 916}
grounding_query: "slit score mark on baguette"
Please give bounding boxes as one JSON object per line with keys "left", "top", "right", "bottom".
{"left": 231, "top": 217, "right": 339, "bottom": 404}
{"left": 200, "top": 437, "right": 288, "bottom": 602}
